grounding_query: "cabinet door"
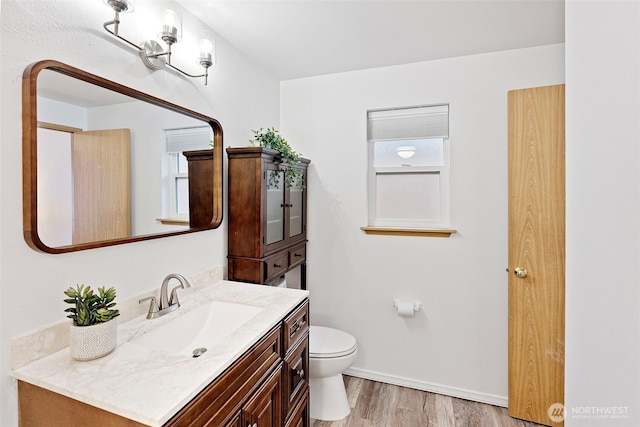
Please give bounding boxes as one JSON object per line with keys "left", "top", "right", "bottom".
{"left": 223, "top": 411, "right": 242, "bottom": 427}
{"left": 285, "top": 393, "right": 309, "bottom": 427}
{"left": 243, "top": 366, "right": 282, "bottom": 427}
{"left": 287, "top": 167, "right": 305, "bottom": 242}
{"left": 265, "top": 162, "right": 286, "bottom": 250}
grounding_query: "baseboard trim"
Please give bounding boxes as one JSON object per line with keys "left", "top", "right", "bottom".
{"left": 344, "top": 367, "right": 508, "bottom": 408}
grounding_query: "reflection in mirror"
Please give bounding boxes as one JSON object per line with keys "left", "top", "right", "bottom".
{"left": 23, "top": 60, "right": 223, "bottom": 253}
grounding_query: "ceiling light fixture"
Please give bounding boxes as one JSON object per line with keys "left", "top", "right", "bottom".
{"left": 396, "top": 146, "right": 416, "bottom": 159}
{"left": 102, "top": 0, "right": 214, "bottom": 85}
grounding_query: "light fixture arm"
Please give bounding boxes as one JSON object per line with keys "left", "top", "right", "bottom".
{"left": 101, "top": 8, "right": 213, "bottom": 86}
{"left": 103, "top": 12, "right": 143, "bottom": 53}
{"left": 166, "top": 63, "right": 211, "bottom": 85}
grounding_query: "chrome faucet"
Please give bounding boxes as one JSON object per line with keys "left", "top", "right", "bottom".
{"left": 139, "top": 273, "right": 192, "bottom": 319}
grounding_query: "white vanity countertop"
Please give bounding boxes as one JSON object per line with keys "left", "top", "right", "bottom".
{"left": 12, "top": 280, "right": 309, "bottom": 426}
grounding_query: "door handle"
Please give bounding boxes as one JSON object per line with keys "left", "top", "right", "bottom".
{"left": 514, "top": 267, "right": 528, "bottom": 278}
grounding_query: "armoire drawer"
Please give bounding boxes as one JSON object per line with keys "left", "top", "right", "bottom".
{"left": 265, "top": 251, "right": 289, "bottom": 283}
{"left": 288, "top": 244, "right": 306, "bottom": 270}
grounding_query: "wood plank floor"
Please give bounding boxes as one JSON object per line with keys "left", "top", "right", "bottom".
{"left": 310, "top": 376, "right": 546, "bottom": 427}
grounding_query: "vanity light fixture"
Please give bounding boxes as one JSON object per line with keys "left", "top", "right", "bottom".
{"left": 102, "top": 0, "right": 215, "bottom": 85}
{"left": 396, "top": 145, "right": 416, "bottom": 159}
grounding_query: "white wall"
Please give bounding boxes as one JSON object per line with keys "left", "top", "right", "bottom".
{"left": 565, "top": 1, "right": 640, "bottom": 426}
{"left": 37, "top": 97, "right": 87, "bottom": 247}
{"left": 36, "top": 128, "right": 73, "bottom": 247}
{"left": 0, "top": 0, "right": 279, "bottom": 425}
{"left": 281, "top": 44, "right": 564, "bottom": 404}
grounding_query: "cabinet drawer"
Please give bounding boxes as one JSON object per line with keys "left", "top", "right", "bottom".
{"left": 283, "top": 301, "right": 309, "bottom": 353}
{"left": 265, "top": 251, "right": 289, "bottom": 283}
{"left": 288, "top": 244, "right": 306, "bottom": 269}
{"left": 283, "top": 335, "right": 309, "bottom": 420}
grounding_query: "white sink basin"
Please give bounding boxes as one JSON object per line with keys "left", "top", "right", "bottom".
{"left": 130, "top": 300, "right": 263, "bottom": 358}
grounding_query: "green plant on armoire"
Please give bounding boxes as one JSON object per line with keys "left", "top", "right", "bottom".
{"left": 250, "top": 127, "right": 303, "bottom": 188}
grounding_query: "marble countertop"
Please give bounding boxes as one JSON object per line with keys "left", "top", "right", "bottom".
{"left": 12, "top": 280, "right": 309, "bottom": 426}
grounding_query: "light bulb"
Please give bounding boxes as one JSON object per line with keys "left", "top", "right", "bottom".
{"left": 199, "top": 39, "right": 214, "bottom": 55}
{"left": 162, "top": 9, "right": 178, "bottom": 28}
{"left": 197, "top": 38, "right": 215, "bottom": 67}
{"left": 159, "top": 9, "right": 180, "bottom": 44}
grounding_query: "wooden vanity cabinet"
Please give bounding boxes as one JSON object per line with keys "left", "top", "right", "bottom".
{"left": 18, "top": 300, "right": 310, "bottom": 427}
{"left": 227, "top": 147, "right": 310, "bottom": 287}
{"left": 169, "top": 300, "right": 310, "bottom": 427}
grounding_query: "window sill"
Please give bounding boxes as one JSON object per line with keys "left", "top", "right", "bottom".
{"left": 360, "top": 226, "right": 457, "bottom": 238}
{"left": 157, "top": 218, "right": 189, "bottom": 226}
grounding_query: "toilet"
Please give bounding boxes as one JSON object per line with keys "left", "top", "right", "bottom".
{"left": 309, "top": 325, "right": 358, "bottom": 421}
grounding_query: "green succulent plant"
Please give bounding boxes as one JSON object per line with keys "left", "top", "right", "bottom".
{"left": 64, "top": 284, "right": 120, "bottom": 326}
{"left": 250, "top": 127, "right": 303, "bottom": 189}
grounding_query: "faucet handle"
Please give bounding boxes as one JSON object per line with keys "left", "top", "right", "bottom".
{"left": 139, "top": 296, "right": 159, "bottom": 319}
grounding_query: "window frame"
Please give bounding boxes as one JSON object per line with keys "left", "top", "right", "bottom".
{"left": 366, "top": 104, "right": 452, "bottom": 233}
{"left": 162, "top": 125, "right": 212, "bottom": 221}
{"left": 167, "top": 152, "right": 189, "bottom": 220}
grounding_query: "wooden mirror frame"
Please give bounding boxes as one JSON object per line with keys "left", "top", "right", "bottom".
{"left": 23, "top": 60, "right": 224, "bottom": 254}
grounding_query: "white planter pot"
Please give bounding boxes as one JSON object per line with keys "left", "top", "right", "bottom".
{"left": 69, "top": 320, "right": 117, "bottom": 361}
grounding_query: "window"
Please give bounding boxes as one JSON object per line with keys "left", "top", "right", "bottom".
{"left": 366, "top": 104, "right": 450, "bottom": 231}
{"left": 163, "top": 126, "right": 212, "bottom": 219}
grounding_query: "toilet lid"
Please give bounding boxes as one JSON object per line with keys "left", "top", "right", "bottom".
{"left": 309, "top": 326, "right": 357, "bottom": 358}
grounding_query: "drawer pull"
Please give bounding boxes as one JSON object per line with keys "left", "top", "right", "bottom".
{"left": 273, "top": 263, "right": 282, "bottom": 268}
{"left": 289, "top": 319, "right": 306, "bottom": 337}
{"left": 294, "top": 253, "right": 302, "bottom": 258}
{"left": 248, "top": 423, "right": 257, "bottom": 427}
{"left": 295, "top": 368, "right": 305, "bottom": 378}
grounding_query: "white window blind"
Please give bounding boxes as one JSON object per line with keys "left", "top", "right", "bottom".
{"left": 165, "top": 126, "right": 212, "bottom": 153}
{"left": 367, "top": 105, "right": 449, "bottom": 142}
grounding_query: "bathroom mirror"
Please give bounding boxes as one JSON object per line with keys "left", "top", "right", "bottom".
{"left": 23, "top": 60, "right": 223, "bottom": 254}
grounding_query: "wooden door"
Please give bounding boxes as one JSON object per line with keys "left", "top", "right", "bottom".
{"left": 508, "top": 85, "right": 565, "bottom": 426}
{"left": 71, "top": 129, "right": 131, "bottom": 244}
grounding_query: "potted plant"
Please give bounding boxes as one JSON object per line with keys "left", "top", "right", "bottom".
{"left": 250, "top": 127, "right": 303, "bottom": 188}
{"left": 64, "top": 284, "right": 120, "bottom": 361}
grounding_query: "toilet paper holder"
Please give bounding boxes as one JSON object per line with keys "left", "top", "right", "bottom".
{"left": 393, "top": 299, "right": 422, "bottom": 314}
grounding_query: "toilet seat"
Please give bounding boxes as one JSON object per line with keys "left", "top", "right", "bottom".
{"left": 309, "top": 326, "right": 357, "bottom": 359}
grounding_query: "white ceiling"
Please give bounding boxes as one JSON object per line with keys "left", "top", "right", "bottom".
{"left": 178, "top": 0, "right": 565, "bottom": 81}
